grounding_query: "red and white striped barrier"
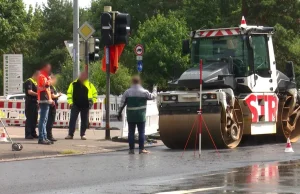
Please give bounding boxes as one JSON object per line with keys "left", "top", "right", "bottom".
{"left": 194, "top": 28, "right": 240, "bottom": 38}
{"left": 0, "top": 100, "right": 103, "bottom": 128}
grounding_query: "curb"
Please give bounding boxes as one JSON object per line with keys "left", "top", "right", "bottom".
{"left": 0, "top": 142, "right": 163, "bottom": 163}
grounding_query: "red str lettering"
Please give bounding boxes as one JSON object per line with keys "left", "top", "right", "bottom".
{"left": 245, "top": 94, "right": 258, "bottom": 122}
{"left": 268, "top": 95, "right": 277, "bottom": 122}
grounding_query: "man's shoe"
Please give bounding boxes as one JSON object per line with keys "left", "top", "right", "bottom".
{"left": 38, "top": 140, "right": 52, "bottom": 145}
{"left": 45, "top": 139, "right": 54, "bottom": 144}
{"left": 128, "top": 149, "right": 135, "bottom": 154}
{"left": 25, "top": 135, "right": 34, "bottom": 139}
{"left": 139, "top": 149, "right": 150, "bottom": 154}
{"left": 48, "top": 137, "right": 57, "bottom": 142}
{"left": 65, "top": 135, "right": 73, "bottom": 139}
{"left": 81, "top": 136, "right": 87, "bottom": 140}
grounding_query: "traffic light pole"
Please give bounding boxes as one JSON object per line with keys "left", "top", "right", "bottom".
{"left": 85, "top": 40, "right": 89, "bottom": 75}
{"left": 105, "top": 46, "right": 111, "bottom": 140}
{"left": 101, "top": 6, "right": 130, "bottom": 140}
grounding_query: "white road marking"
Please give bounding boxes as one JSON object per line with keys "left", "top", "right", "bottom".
{"left": 155, "top": 186, "right": 224, "bottom": 194}
{"left": 202, "top": 170, "right": 238, "bottom": 177}
{"left": 146, "top": 178, "right": 186, "bottom": 184}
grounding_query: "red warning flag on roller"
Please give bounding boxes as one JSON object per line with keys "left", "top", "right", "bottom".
{"left": 101, "top": 44, "right": 125, "bottom": 74}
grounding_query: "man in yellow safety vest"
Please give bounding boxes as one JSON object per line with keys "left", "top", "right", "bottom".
{"left": 65, "top": 72, "right": 97, "bottom": 140}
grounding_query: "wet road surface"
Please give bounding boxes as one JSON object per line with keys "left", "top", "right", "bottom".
{"left": 1, "top": 142, "right": 300, "bottom": 194}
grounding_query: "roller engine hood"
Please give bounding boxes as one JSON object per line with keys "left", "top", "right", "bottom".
{"left": 173, "top": 62, "right": 232, "bottom": 89}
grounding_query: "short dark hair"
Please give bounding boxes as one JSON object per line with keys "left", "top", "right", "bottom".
{"left": 131, "top": 75, "right": 141, "bottom": 85}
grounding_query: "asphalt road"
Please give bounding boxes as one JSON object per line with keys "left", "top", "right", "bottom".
{"left": 1, "top": 142, "right": 300, "bottom": 194}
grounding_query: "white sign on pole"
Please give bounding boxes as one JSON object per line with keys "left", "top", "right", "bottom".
{"left": 134, "top": 44, "right": 144, "bottom": 56}
{"left": 64, "top": 40, "right": 74, "bottom": 58}
{"left": 3, "top": 54, "right": 23, "bottom": 96}
{"left": 136, "top": 56, "right": 143, "bottom": 60}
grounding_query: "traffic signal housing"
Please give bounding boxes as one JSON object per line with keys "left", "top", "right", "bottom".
{"left": 89, "top": 38, "right": 100, "bottom": 62}
{"left": 101, "top": 12, "right": 113, "bottom": 46}
{"left": 114, "top": 12, "right": 131, "bottom": 45}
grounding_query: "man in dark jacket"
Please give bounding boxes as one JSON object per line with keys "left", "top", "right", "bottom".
{"left": 46, "top": 74, "right": 61, "bottom": 141}
{"left": 118, "top": 76, "right": 157, "bottom": 154}
{"left": 65, "top": 72, "right": 97, "bottom": 140}
{"left": 24, "top": 70, "right": 40, "bottom": 139}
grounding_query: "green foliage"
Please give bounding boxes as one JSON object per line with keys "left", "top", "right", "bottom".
{"left": 56, "top": 59, "right": 73, "bottom": 93}
{"left": 122, "top": 12, "right": 189, "bottom": 89}
{"left": 89, "top": 62, "right": 131, "bottom": 95}
{"left": 57, "top": 60, "right": 131, "bottom": 95}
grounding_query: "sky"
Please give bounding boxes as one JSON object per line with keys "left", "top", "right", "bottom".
{"left": 23, "top": 0, "right": 91, "bottom": 9}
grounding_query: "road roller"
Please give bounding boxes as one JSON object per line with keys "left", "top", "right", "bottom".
{"left": 158, "top": 17, "right": 300, "bottom": 149}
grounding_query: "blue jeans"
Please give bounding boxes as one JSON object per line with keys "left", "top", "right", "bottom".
{"left": 38, "top": 103, "right": 50, "bottom": 140}
{"left": 128, "top": 122, "right": 145, "bottom": 150}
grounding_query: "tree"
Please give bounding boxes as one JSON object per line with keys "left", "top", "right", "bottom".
{"left": 121, "top": 12, "right": 189, "bottom": 89}
{"left": 37, "top": 0, "right": 73, "bottom": 72}
{"left": 89, "top": 62, "right": 131, "bottom": 95}
{"left": 56, "top": 59, "right": 74, "bottom": 93}
{"left": 0, "top": 0, "right": 30, "bottom": 54}
{"left": 57, "top": 60, "right": 131, "bottom": 95}
{"left": 23, "top": 5, "right": 44, "bottom": 78}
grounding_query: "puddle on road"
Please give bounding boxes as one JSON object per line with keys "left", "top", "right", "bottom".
{"left": 155, "top": 160, "right": 300, "bottom": 194}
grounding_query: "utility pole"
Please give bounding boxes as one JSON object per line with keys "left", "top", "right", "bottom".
{"left": 103, "top": 6, "right": 112, "bottom": 140}
{"left": 73, "top": 0, "right": 80, "bottom": 130}
{"left": 73, "top": 0, "right": 80, "bottom": 80}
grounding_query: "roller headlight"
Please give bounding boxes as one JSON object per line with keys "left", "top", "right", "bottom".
{"left": 202, "top": 94, "right": 208, "bottom": 99}
{"left": 163, "top": 95, "right": 177, "bottom": 101}
{"left": 210, "top": 94, "right": 217, "bottom": 99}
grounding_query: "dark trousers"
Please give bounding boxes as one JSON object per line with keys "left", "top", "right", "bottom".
{"left": 68, "top": 105, "right": 89, "bottom": 137}
{"left": 25, "top": 101, "right": 38, "bottom": 138}
{"left": 128, "top": 122, "right": 145, "bottom": 150}
{"left": 46, "top": 105, "right": 56, "bottom": 139}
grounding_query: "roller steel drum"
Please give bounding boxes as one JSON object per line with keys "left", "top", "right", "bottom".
{"left": 159, "top": 100, "right": 243, "bottom": 149}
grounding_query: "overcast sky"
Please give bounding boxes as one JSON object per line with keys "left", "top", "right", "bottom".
{"left": 23, "top": 0, "right": 91, "bottom": 9}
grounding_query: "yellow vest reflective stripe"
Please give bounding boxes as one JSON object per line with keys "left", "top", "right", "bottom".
{"left": 27, "top": 78, "right": 37, "bottom": 86}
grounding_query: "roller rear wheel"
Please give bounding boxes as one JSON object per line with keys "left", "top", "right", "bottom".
{"left": 277, "top": 95, "right": 300, "bottom": 142}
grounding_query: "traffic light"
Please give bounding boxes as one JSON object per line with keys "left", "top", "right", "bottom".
{"left": 114, "top": 12, "right": 131, "bottom": 45}
{"left": 89, "top": 38, "right": 100, "bottom": 62}
{"left": 93, "top": 38, "right": 100, "bottom": 60}
{"left": 101, "top": 12, "right": 113, "bottom": 46}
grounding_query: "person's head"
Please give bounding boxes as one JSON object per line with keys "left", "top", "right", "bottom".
{"left": 50, "top": 74, "right": 58, "bottom": 86}
{"left": 32, "top": 70, "right": 40, "bottom": 81}
{"left": 78, "top": 71, "right": 88, "bottom": 82}
{"left": 131, "top": 75, "right": 141, "bottom": 85}
{"left": 40, "top": 62, "right": 52, "bottom": 74}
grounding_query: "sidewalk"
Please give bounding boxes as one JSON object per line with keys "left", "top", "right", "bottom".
{"left": 0, "top": 127, "right": 162, "bottom": 162}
